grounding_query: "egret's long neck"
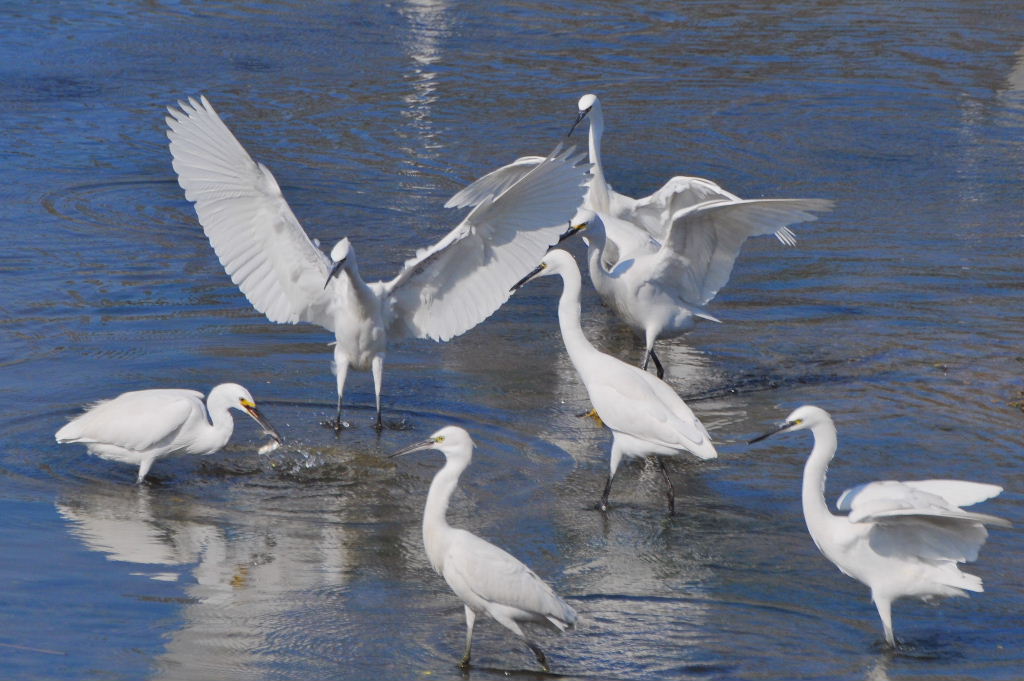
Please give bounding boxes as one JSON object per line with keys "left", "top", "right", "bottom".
{"left": 337, "top": 254, "right": 382, "bottom": 315}
{"left": 586, "top": 107, "right": 611, "bottom": 213}
{"left": 422, "top": 458, "right": 464, "bottom": 574}
{"left": 199, "top": 400, "right": 235, "bottom": 454}
{"left": 802, "top": 421, "right": 839, "bottom": 548}
{"left": 555, "top": 267, "right": 600, "bottom": 367}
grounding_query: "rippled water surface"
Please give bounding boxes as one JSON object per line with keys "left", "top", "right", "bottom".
{"left": 2, "top": 2, "right": 1023, "bottom": 680}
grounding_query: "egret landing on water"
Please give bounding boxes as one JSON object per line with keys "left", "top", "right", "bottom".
{"left": 511, "top": 249, "right": 717, "bottom": 513}
{"left": 167, "top": 96, "right": 588, "bottom": 433}
{"left": 55, "top": 383, "right": 281, "bottom": 483}
{"left": 750, "top": 405, "right": 1011, "bottom": 647}
{"left": 392, "top": 426, "right": 577, "bottom": 671}
{"left": 449, "top": 92, "right": 833, "bottom": 378}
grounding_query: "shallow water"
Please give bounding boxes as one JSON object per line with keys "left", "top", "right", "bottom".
{"left": 2, "top": 1, "right": 1023, "bottom": 680}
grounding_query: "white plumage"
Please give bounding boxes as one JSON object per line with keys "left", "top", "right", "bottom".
{"left": 511, "top": 249, "right": 717, "bottom": 513}
{"left": 750, "top": 405, "right": 1010, "bottom": 646}
{"left": 167, "top": 96, "right": 589, "bottom": 431}
{"left": 392, "top": 426, "right": 576, "bottom": 671}
{"left": 55, "top": 383, "right": 281, "bottom": 483}
{"left": 451, "top": 93, "right": 833, "bottom": 377}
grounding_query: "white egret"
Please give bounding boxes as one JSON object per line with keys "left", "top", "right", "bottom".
{"left": 511, "top": 249, "right": 717, "bottom": 513}
{"left": 167, "top": 96, "right": 588, "bottom": 432}
{"left": 55, "top": 383, "right": 281, "bottom": 483}
{"left": 750, "top": 405, "right": 1010, "bottom": 647}
{"left": 392, "top": 426, "right": 577, "bottom": 671}
{"left": 450, "top": 93, "right": 834, "bottom": 377}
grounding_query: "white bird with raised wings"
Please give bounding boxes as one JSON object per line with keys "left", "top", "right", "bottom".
{"left": 449, "top": 93, "right": 833, "bottom": 377}
{"left": 750, "top": 405, "right": 1010, "bottom": 647}
{"left": 167, "top": 96, "right": 588, "bottom": 431}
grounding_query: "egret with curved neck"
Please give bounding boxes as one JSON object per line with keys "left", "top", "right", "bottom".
{"left": 56, "top": 383, "right": 281, "bottom": 483}
{"left": 392, "top": 426, "right": 577, "bottom": 671}
{"left": 168, "top": 96, "right": 588, "bottom": 432}
{"left": 750, "top": 405, "right": 1010, "bottom": 647}
{"left": 512, "top": 249, "right": 717, "bottom": 513}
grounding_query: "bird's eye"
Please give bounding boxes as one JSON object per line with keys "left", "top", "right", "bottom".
{"left": 435, "top": 436, "right": 445, "bottom": 443}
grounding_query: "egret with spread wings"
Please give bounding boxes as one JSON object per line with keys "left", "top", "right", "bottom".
{"left": 750, "top": 405, "right": 1010, "bottom": 647}
{"left": 167, "top": 97, "right": 588, "bottom": 431}
{"left": 511, "top": 249, "right": 718, "bottom": 513}
{"left": 392, "top": 426, "right": 577, "bottom": 671}
{"left": 449, "top": 93, "right": 833, "bottom": 378}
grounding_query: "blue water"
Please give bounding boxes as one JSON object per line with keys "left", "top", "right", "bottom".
{"left": 2, "top": 1, "right": 1023, "bottom": 679}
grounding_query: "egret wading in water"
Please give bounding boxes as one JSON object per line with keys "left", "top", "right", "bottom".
{"left": 55, "top": 383, "right": 281, "bottom": 483}
{"left": 511, "top": 249, "right": 717, "bottom": 513}
{"left": 750, "top": 405, "right": 1010, "bottom": 647}
{"left": 167, "top": 96, "right": 588, "bottom": 432}
{"left": 451, "top": 93, "right": 833, "bottom": 378}
{"left": 392, "top": 426, "right": 577, "bottom": 671}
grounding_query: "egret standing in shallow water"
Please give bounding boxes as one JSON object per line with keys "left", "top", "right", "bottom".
{"left": 56, "top": 383, "right": 281, "bottom": 483}
{"left": 392, "top": 426, "right": 577, "bottom": 671}
{"left": 512, "top": 249, "right": 717, "bottom": 513}
{"left": 449, "top": 93, "right": 833, "bottom": 377}
{"left": 750, "top": 405, "right": 1010, "bottom": 647}
{"left": 167, "top": 96, "right": 588, "bottom": 432}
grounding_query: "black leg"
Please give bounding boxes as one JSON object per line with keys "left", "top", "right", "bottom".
{"left": 649, "top": 349, "right": 665, "bottom": 380}
{"left": 321, "top": 398, "right": 351, "bottom": 433}
{"left": 656, "top": 458, "right": 675, "bottom": 515}
{"left": 598, "top": 474, "right": 613, "bottom": 511}
{"left": 374, "top": 406, "right": 383, "bottom": 433}
{"left": 525, "top": 640, "right": 549, "bottom": 672}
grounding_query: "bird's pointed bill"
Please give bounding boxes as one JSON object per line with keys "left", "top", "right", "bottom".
{"left": 324, "top": 259, "right": 346, "bottom": 289}
{"left": 568, "top": 108, "right": 590, "bottom": 137}
{"left": 241, "top": 401, "right": 283, "bottom": 443}
{"left": 390, "top": 437, "right": 440, "bottom": 458}
{"left": 748, "top": 420, "right": 798, "bottom": 444}
{"left": 556, "top": 221, "right": 587, "bottom": 244}
{"left": 510, "top": 263, "right": 547, "bottom": 292}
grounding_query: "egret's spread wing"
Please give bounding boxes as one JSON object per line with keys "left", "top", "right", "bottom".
{"left": 167, "top": 96, "right": 335, "bottom": 330}
{"left": 657, "top": 198, "right": 834, "bottom": 306}
{"left": 867, "top": 516, "right": 992, "bottom": 564}
{"left": 444, "top": 529, "right": 576, "bottom": 625}
{"left": 837, "top": 479, "right": 1004, "bottom": 513}
{"left": 444, "top": 155, "right": 545, "bottom": 209}
{"left": 587, "top": 360, "right": 715, "bottom": 457}
{"left": 56, "top": 390, "right": 203, "bottom": 451}
{"left": 839, "top": 480, "right": 1011, "bottom": 528}
{"left": 628, "top": 176, "right": 739, "bottom": 241}
{"left": 386, "top": 146, "right": 589, "bottom": 341}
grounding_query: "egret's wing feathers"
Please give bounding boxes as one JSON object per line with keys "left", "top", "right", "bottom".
{"left": 586, "top": 359, "right": 715, "bottom": 457}
{"left": 867, "top": 517, "right": 992, "bottom": 565}
{"left": 386, "top": 145, "right": 589, "bottom": 341}
{"left": 657, "top": 198, "right": 834, "bottom": 306}
{"left": 444, "top": 156, "right": 546, "bottom": 209}
{"left": 167, "top": 96, "right": 335, "bottom": 331}
{"left": 444, "top": 529, "right": 577, "bottom": 626}
{"left": 839, "top": 480, "right": 1011, "bottom": 527}
{"left": 628, "top": 176, "right": 739, "bottom": 241}
{"left": 55, "top": 390, "right": 203, "bottom": 451}
{"left": 837, "top": 479, "right": 1004, "bottom": 513}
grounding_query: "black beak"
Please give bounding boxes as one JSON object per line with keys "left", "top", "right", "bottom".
{"left": 568, "top": 108, "right": 590, "bottom": 137}
{"left": 748, "top": 420, "right": 796, "bottom": 444}
{"left": 390, "top": 439, "right": 436, "bottom": 458}
{"left": 510, "top": 263, "right": 546, "bottom": 293}
{"left": 557, "top": 221, "right": 587, "bottom": 244}
{"left": 324, "top": 258, "right": 346, "bottom": 289}
{"left": 245, "top": 405, "right": 283, "bottom": 444}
